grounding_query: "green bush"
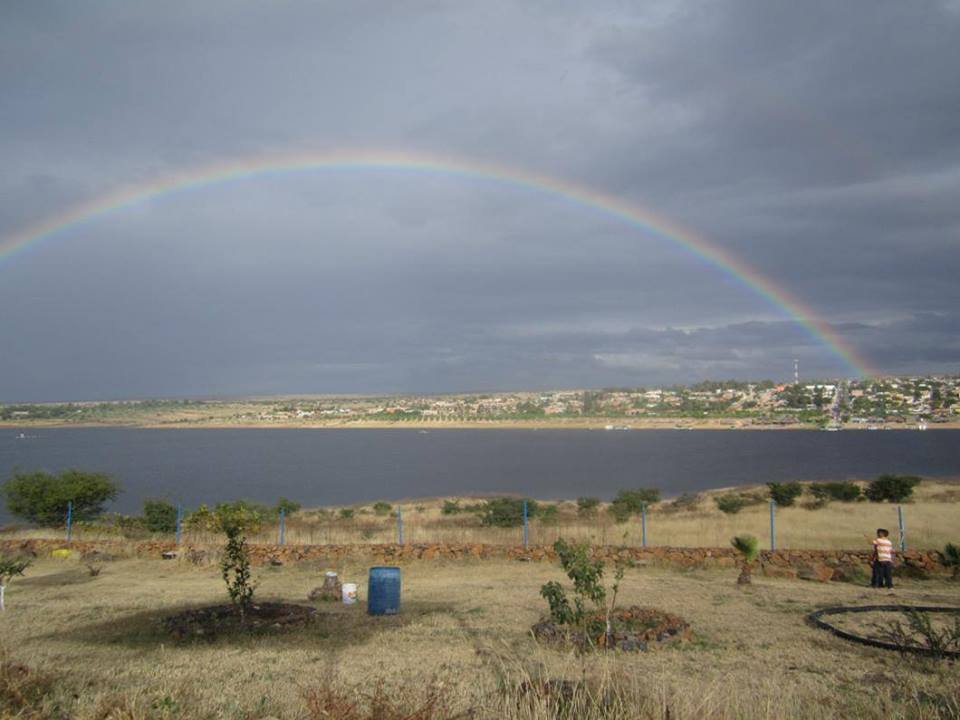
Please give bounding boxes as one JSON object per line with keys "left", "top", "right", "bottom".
{"left": 480, "top": 497, "right": 538, "bottom": 527}
{"left": 767, "top": 482, "right": 803, "bottom": 507}
{"left": 339, "top": 508, "right": 355, "bottom": 520}
{"left": 142, "top": 498, "right": 178, "bottom": 533}
{"left": 2, "top": 469, "right": 120, "bottom": 526}
{"left": 274, "top": 497, "right": 301, "bottom": 516}
{"left": 608, "top": 488, "right": 660, "bottom": 522}
{"left": 372, "top": 501, "right": 393, "bottom": 516}
{"left": 576, "top": 497, "right": 600, "bottom": 516}
{"left": 715, "top": 494, "right": 746, "bottom": 514}
{"left": 441, "top": 500, "right": 461, "bottom": 515}
{"left": 866, "top": 474, "right": 921, "bottom": 503}
{"left": 538, "top": 504, "right": 559, "bottom": 525}
{"left": 808, "top": 481, "right": 861, "bottom": 503}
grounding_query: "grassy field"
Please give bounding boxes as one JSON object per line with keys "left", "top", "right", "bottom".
{"left": 21, "top": 479, "right": 960, "bottom": 551}
{"left": 2, "top": 553, "right": 959, "bottom": 719}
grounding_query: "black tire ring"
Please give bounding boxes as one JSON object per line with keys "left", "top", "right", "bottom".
{"left": 808, "top": 605, "right": 960, "bottom": 658}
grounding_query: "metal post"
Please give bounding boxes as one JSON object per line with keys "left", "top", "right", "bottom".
{"left": 397, "top": 507, "right": 404, "bottom": 545}
{"left": 898, "top": 505, "right": 906, "bottom": 552}
{"left": 278, "top": 507, "right": 286, "bottom": 546}
{"left": 769, "top": 500, "right": 776, "bottom": 551}
{"left": 66, "top": 501, "right": 73, "bottom": 542}
{"left": 641, "top": 503, "right": 647, "bottom": 548}
{"left": 522, "top": 500, "right": 529, "bottom": 549}
{"left": 175, "top": 504, "right": 183, "bottom": 545}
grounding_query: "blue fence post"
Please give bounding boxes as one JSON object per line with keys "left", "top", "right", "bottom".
{"left": 397, "top": 507, "right": 404, "bottom": 545}
{"left": 66, "top": 501, "right": 73, "bottom": 542}
{"left": 769, "top": 500, "right": 776, "bottom": 551}
{"left": 522, "top": 500, "right": 529, "bottom": 549}
{"left": 175, "top": 504, "right": 183, "bottom": 545}
{"left": 278, "top": 508, "right": 286, "bottom": 546}
{"left": 641, "top": 503, "right": 647, "bottom": 548}
{"left": 898, "top": 505, "right": 906, "bottom": 552}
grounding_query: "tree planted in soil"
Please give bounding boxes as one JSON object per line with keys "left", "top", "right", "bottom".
{"left": 540, "top": 539, "right": 626, "bottom": 648}
{"left": 213, "top": 504, "right": 262, "bottom": 621}
{"left": 731, "top": 535, "right": 759, "bottom": 585}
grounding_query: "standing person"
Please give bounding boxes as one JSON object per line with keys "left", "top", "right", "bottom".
{"left": 870, "top": 528, "right": 895, "bottom": 589}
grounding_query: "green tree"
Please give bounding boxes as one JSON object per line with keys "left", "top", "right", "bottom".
{"left": 865, "top": 475, "right": 921, "bottom": 503}
{"left": 2, "top": 469, "right": 120, "bottom": 525}
{"left": 142, "top": 498, "right": 178, "bottom": 533}
{"left": 731, "top": 535, "right": 759, "bottom": 585}
{"left": 372, "top": 501, "right": 393, "bottom": 516}
{"left": 767, "top": 482, "right": 803, "bottom": 507}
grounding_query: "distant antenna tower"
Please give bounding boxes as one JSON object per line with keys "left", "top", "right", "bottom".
{"left": 794, "top": 358, "right": 800, "bottom": 384}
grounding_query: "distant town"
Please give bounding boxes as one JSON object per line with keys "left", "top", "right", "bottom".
{"left": 2, "top": 375, "right": 959, "bottom": 429}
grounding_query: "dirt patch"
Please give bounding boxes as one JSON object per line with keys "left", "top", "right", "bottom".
{"left": 160, "top": 602, "right": 317, "bottom": 640}
{"left": 532, "top": 606, "right": 692, "bottom": 651}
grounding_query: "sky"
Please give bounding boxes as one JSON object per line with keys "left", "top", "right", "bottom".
{"left": 1, "top": 0, "right": 959, "bottom": 401}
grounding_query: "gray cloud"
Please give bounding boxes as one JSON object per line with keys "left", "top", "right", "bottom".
{"left": 1, "top": 0, "right": 958, "bottom": 401}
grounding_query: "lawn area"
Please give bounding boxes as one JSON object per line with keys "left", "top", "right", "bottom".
{"left": 2, "top": 554, "right": 959, "bottom": 719}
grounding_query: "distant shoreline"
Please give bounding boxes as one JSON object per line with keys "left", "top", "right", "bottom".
{"left": 3, "top": 419, "right": 959, "bottom": 431}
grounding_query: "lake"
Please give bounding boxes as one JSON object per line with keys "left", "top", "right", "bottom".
{"left": 1, "top": 427, "right": 959, "bottom": 520}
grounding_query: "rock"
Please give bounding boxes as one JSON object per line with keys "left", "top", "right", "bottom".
{"left": 761, "top": 564, "right": 798, "bottom": 579}
{"left": 268, "top": 557, "right": 283, "bottom": 566}
{"left": 830, "top": 564, "right": 869, "bottom": 583}
{"left": 796, "top": 562, "right": 833, "bottom": 583}
{"left": 186, "top": 549, "right": 210, "bottom": 565}
{"left": 161, "top": 551, "right": 178, "bottom": 560}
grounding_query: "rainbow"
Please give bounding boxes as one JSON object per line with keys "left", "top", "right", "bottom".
{"left": 0, "top": 148, "right": 876, "bottom": 377}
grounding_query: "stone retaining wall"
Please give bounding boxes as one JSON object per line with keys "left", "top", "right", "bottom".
{"left": 0, "top": 538, "right": 949, "bottom": 582}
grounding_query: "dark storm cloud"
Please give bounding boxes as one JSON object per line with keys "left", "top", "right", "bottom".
{"left": 1, "top": 0, "right": 958, "bottom": 400}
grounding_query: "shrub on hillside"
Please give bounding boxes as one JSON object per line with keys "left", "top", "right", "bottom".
{"left": 808, "top": 481, "right": 861, "bottom": 503}
{"left": 372, "top": 501, "right": 392, "bottom": 516}
{"left": 866, "top": 474, "right": 921, "bottom": 503}
{"left": 142, "top": 498, "right": 178, "bottom": 533}
{"left": 2, "top": 469, "right": 120, "bottom": 526}
{"left": 608, "top": 488, "right": 660, "bottom": 523}
{"left": 664, "top": 493, "right": 701, "bottom": 513}
{"left": 715, "top": 494, "right": 746, "bottom": 514}
{"left": 274, "top": 497, "right": 301, "bottom": 516}
{"left": 441, "top": 500, "right": 461, "bottom": 515}
{"left": 576, "top": 497, "right": 600, "bottom": 516}
{"left": 480, "top": 497, "right": 538, "bottom": 527}
{"left": 538, "top": 504, "right": 559, "bottom": 525}
{"left": 767, "top": 482, "right": 803, "bottom": 507}
{"left": 339, "top": 508, "right": 355, "bottom": 520}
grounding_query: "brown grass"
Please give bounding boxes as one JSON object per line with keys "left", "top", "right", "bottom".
{"left": 2, "top": 550, "right": 960, "bottom": 719}
{"left": 13, "top": 478, "right": 958, "bottom": 551}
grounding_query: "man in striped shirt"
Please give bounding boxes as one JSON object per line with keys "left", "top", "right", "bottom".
{"left": 870, "top": 528, "right": 895, "bottom": 589}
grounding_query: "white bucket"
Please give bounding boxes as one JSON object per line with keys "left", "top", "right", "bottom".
{"left": 341, "top": 583, "right": 358, "bottom": 605}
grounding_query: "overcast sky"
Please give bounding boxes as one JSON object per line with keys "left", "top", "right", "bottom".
{"left": 1, "top": 0, "right": 959, "bottom": 401}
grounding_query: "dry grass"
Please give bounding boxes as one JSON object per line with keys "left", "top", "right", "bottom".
{"left": 11, "top": 479, "right": 957, "bottom": 551}
{"left": 2, "top": 551, "right": 960, "bottom": 719}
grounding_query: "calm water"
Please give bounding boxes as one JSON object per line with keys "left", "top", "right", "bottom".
{"left": 2, "top": 427, "right": 959, "bottom": 520}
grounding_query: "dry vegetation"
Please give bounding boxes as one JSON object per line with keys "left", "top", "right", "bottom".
{"left": 2, "top": 552, "right": 960, "bottom": 719}
{"left": 15, "top": 478, "right": 958, "bottom": 551}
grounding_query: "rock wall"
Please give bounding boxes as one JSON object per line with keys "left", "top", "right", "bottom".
{"left": 0, "top": 538, "right": 948, "bottom": 582}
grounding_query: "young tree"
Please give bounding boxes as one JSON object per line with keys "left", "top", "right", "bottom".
{"left": 731, "top": 535, "right": 759, "bottom": 585}
{"left": 211, "top": 503, "right": 263, "bottom": 621}
{"left": 866, "top": 475, "right": 921, "bottom": 503}
{"left": 3, "top": 469, "right": 120, "bottom": 525}
{"left": 0, "top": 557, "right": 30, "bottom": 611}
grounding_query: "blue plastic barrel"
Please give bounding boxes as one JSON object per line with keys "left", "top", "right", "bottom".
{"left": 367, "top": 566, "right": 401, "bottom": 615}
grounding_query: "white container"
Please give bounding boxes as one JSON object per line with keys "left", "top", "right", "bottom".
{"left": 341, "top": 582, "right": 358, "bottom": 605}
